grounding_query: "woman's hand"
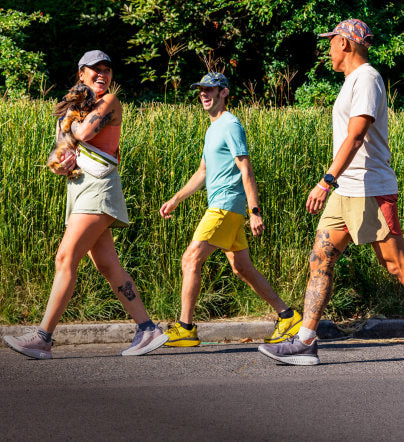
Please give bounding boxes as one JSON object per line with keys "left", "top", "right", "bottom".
{"left": 51, "top": 153, "right": 76, "bottom": 175}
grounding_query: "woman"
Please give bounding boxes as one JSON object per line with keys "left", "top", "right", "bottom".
{"left": 4, "top": 50, "right": 168, "bottom": 358}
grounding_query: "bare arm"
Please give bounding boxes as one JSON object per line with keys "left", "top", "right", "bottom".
{"left": 234, "top": 155, "right": 264, "bottom": 236}
{"left": 306, "top": 115, "right": 373, "bottom": 214}
{"left": 159, "top": 158, "right": 206, "bottom": 219}
{"left": 70, "top": 93, "right": 122, "bottom": 142}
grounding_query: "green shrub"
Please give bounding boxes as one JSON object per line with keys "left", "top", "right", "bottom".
{"left": 0, "top": 100, "right": 402, "bottom": 324}
{"left": 0, "top": 9, "right": 50, "bottom": 99}
{"left": 294, "top": 80, "right": 340, "bottom": 108}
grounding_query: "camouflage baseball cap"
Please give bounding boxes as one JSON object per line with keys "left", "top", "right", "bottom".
{"left": 319, "top": 19, "right": 373, "bottom": 48}
{"left": 191, "top": 72, "right": 229, "bottom": 89}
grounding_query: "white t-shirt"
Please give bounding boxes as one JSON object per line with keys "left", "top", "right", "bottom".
{"left": 333, "top": 63, "right": 398, "bottom": 197}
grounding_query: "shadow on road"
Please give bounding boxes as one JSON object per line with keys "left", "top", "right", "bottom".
{"left": 40, "top": 340, "right": 403, "bottom": 361}
{"left": 319, "top": 341, "right": 404, "bottom": 349}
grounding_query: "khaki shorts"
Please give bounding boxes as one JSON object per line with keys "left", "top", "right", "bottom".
{"left": 318, "top": 192, "right": 402, "bottom": 245}
{"left": 192, "top": 208, "right": 248, "bottom": 251}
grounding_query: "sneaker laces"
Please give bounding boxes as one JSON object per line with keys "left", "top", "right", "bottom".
{"left": 19, "top": 329, "right": 41, "bottom": 343}
{"left": 273, "top": 318, "right": 288, "bottom": 334}
{"left": 154, "top": 322, "right": 163, "bottom": 332}
{"left": 166, "top": 323, "right": 181, "bottom": 337}
{"left": 278, "top": 331, "right": 295, "bottom": 342}
{"left": 23, "top": 326, "right": 38, "bottom": 335}
{"left": 284, "top": 335, "right": 297, "bottom": 344}
{"left": 274, "top": 316, "right": 292, "bottom": 334}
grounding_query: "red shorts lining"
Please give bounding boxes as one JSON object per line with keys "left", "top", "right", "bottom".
{"left": 374, "top": 194, "right": 402, "bottom": 236}
{"left": 343, "top": 194, "right": 402, "bottom": 237}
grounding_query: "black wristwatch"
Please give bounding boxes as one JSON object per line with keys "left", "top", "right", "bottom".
{"left": 324, "top": 174, "right": 339, "bottom": 189}
{"left": 249, "top": 207, "right": 261, "bottom": 215}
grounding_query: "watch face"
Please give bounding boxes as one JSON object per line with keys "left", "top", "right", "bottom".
{"left": 252, "top": 207, "right": 260, "bottom": 215}
{"left": 324, "top": 174, "right": 339, "bottom": 188}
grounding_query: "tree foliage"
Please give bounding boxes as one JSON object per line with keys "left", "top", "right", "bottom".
{"left": 1, "top": 0, "right": 135, "bottom": 100}
{"left": 1, "top": 1, "right": 403, "bottom": 106}
{"left": 122, "top": 0, "right": 403, "bottom": 106}
{"left": 0, "top": 9, "right": 50, "bottom": 99}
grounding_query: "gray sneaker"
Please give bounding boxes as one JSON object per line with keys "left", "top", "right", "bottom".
{"left": 3, "top": 330, "right": 52, "bottom": 359}
{"left": 258, "top": 336, "right": 320, "bottom": 365}
{"left": 121, "top": 325, "right": 169, "bottom": 356}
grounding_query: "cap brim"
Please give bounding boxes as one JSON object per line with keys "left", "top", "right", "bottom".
{"left": 318, "top": 32, "right": 336, "bottom": 38}
{"left": 190, "top": 82, "right": 217, "bottom": 89}
{"left": 80, "top": 60, "right": 112, "bottom": 69}
{"left": 90, "top": 60, "right": 111, "bottom": 67}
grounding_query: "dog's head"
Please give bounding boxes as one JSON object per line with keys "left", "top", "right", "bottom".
{"left": 62, "top": 84, "right": 96, "bottom": 111}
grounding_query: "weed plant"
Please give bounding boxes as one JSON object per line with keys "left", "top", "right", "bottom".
{"left": 0, "top": 100, "right": 402, "bottom": 324}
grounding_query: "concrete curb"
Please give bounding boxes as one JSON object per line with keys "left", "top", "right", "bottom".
{"left": 1, "top": 319, "right": 403, "bottom": 347}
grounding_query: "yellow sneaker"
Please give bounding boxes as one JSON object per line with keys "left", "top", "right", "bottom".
{"left": 164, "top": 322, "right": 201, "bottom": 347}
{"left": 264, "top": 310, "right": 302, "bottom": 344}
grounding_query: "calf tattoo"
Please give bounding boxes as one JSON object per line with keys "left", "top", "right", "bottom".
{"left": 118, "top": 281, "right": 136, "bottom": 301}
{"left": 304, "top": 231, "right": 342, "bottom": 320}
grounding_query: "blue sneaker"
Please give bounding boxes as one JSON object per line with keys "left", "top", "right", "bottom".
{"left": 258, "top": 336, "right": 320, "bottom": 365}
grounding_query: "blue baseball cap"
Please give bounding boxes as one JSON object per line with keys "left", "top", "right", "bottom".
{"left": 191, "top": 72, "right": 229, "bottom": 89}
{"left": 78, "top": 50, "right": 112, "bottom": 70}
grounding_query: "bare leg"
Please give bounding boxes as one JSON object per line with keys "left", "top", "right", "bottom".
{"left": 88, "top": 229, "right": 150, "bottom": 323}
{"left": 372, "top": 234, "right": 404, "bottom": 284}
{"left": 40, "top": 213, "right": 115, "bottom": 332}
{"left": 224, "top": 248, "right": 288, "bottom": 313}
{"left": 179, "top": 241, "right": 218, "bottom": 324}
{"left": 302, "top": 230, "right": 352, "bottom": 331}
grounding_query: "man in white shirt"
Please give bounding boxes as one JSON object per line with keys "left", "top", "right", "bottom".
{"left": 259, "top": 19, "right": 404, "bottom": 365}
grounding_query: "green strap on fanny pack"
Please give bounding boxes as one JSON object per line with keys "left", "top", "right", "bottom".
{"left": 78, "top": 143, "right": 117, "bottom": 167}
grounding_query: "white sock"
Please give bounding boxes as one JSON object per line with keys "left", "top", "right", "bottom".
{"left": 298, "top": 326, "right": 316, "bottom": 344}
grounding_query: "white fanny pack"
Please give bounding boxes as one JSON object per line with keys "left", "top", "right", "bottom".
{"left": 76, "top": 141, "right": 118, "bottom": 178}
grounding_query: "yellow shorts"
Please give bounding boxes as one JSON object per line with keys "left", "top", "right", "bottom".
{"left": 318, "top": 192, "right": 394, "bottom": 245}
{"left": 192, "top": 208, "right": 248, "bottom": 251}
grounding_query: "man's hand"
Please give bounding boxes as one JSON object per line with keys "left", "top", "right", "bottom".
{"left": 306, "top": 185, "right": 329, "bottom": 214}
{"left": 250, "top": 213, "right": 265, "bottom": 236}
{"left": 159, "top": 198, "right": 179, "bottom": 219}
{"left": 51, "top": 153, "right": 76, "bottom": 175}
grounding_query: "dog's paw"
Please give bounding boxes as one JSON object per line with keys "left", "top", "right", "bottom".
{"left": 67, "top": 168, "right": 83, "bottom": 179}
{"left": 61, "top": 118, "right": 72, "bottom": 133}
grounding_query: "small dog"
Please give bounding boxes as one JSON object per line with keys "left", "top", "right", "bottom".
{"left": 47, "top": 83, "right": 96, "bottom": 178}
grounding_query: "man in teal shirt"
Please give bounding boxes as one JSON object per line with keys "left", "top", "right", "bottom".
{"left": 160, "top": 72, "right": 301, "bottom": 346}
{"left": 203, "top": 110, "right": 248, "bottom": 215}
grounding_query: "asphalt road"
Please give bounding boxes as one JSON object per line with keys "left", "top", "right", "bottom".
{"left": 1, "top": 339, "right": 403, "bottom": 441}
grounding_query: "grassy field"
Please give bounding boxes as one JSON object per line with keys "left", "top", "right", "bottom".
{"left": 0, "top": 100, "right": 403, "bottom": 324}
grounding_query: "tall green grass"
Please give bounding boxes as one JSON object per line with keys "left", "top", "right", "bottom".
{"left": 0, "top": 100, "right": 403, "bottom": 324}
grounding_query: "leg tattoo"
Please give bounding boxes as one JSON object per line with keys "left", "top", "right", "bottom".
{"left": 118, "top": 281, "right": 136, "bottom": 301}
{"left": 304, "top": 231, "right": 342, "bottom": 322}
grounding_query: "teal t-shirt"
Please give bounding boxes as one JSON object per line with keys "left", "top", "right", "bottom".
{"left": 202, "top": 111, "right": 249, "bottom": 215}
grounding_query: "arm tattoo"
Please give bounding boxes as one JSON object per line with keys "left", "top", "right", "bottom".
{"left": 118, "top": 281, "right": 136, "bottom": 301}
{"left": 89, "top": 110, "right": 114, "bottom": 133}
{"left": 304, "top": 230, "right": 342, "bottom": 321}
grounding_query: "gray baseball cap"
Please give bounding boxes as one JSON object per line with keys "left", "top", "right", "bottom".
{"left": 78, "top": 50, "right": 111, "bottom": 70}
